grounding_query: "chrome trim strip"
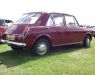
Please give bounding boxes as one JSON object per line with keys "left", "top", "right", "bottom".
{"left": 1, "top": 39, "right": 26, "bottom": 47}
{"left": 52, "top": 42, "right": 83, "bottom": 47}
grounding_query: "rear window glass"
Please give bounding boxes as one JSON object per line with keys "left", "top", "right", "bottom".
{"left": 15, "top": 13, "right": 41, "bottom": 24}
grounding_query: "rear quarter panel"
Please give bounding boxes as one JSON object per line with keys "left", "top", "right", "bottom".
{"left": 24, "top": 26, "right": 52, "bottom": 48}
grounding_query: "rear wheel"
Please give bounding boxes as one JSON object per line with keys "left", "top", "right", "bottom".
{"left": 83, "top": 36, "right": 91, "bottom": 48}
{"left": 33, "top": 39, "right": 50, "bottom": 56}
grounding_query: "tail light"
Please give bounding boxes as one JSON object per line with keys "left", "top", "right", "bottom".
{"left": 22, "top": 26, "right": 29, "bottom": 39}
{"left": 0, "top": 32, "right": 2, "bottom": 36}
{"left": 24, "top": 26, "right": 29, "bottom": 32}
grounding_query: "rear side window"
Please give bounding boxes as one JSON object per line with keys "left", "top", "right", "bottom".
{"left": 46, "top": 14, "right": 65, "bottom": 26}
{"left": 46, "top": 18, "right": 54, "bottom": 26}
{"left": 54, "top": 16, "right": 64, "bottom": 26}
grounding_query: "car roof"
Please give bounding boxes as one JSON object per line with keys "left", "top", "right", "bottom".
{"left": 24, "top": 12, "right": 74, "bottom": 16}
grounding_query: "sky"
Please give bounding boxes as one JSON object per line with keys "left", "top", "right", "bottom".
{"left": 0, "top": 0, "right": 95, "bottom": 25}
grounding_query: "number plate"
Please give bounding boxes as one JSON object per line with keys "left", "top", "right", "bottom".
{"left": 6, "top": 35, "right": 15, "bottom": 40}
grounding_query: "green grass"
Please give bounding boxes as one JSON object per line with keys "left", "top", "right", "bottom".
{"left": 0, "top": 39, "right": 95, "bottom": 75}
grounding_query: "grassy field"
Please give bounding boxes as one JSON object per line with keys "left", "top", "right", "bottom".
{"left": 0, "top": 39, "right": 95, "bottom": 75}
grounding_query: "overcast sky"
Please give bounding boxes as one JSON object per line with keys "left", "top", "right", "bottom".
{"left": 0, "top": 0, "right": 95, "bottom": 25}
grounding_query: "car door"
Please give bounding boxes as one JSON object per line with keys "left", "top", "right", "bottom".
{"left": 46, "top": 14, "right": 70, "bottom": 46}
{"left": 65, "top": 15, "right": 83, "bottom": 43}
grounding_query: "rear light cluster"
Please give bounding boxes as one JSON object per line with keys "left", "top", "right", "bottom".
{"left": 22, "top": 26, "right": 30, "bottom": 39}
{"left": 0, "top": 32, "right": 2, "bottom": 36}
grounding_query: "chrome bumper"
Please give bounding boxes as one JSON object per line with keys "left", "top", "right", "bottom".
{"left": 1, "top": 39, "right": 26, "bottom": 47}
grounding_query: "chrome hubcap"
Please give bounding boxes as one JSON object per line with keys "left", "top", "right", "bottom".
{"left": 37, "top": 42, "right": 47, "bottom": 55}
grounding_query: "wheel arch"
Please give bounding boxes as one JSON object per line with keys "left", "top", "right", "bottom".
{"left": 84, "top": 32, "right": 92, "bottom": 41}
{"left": 33, "top": 34, "right": 52, "bottom": 47}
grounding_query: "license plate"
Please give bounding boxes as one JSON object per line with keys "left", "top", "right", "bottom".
{"left": 6, "top": 35, "right": 15, "bottom": 40}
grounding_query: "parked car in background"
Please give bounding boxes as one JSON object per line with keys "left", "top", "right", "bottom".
{"left": 1, "top": 12, "right": 94, "bottom": 56}
{"left": 0, "top": 19, "right": 13, "bottom": 40}
{"left": 83, "top": 25, "right": 95, "bottom": 37}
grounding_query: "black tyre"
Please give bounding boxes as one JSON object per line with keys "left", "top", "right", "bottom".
{"left": 33, "top": 39, "right": 50, "bottom": 56}
{"left": 11, "top": 46, "right": 23, "bottom": 51}
{"left": 83, "top": 36, "right": 91, "bottom": 48}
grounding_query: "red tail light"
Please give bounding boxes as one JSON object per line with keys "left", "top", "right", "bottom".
{"left": 0, "top": 32, "right": 2, "bottom": 36}
{"left": 24, "top": 26, "right": 29, "bottom": 32}
{"left": 22, "top": 26, "right": 29, "bottom": 39}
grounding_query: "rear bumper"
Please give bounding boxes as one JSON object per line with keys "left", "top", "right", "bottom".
{"left": 1, "top": 39, "right": 26, "bottom": 47}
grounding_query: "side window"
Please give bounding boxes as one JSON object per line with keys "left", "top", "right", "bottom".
{"left": 54, "top": 16, "right": 64, "bottom": 26}
{"left": 65, "top": 16, "right": 78, "bottom": 27}
{"left": 46, "top": 14, "right": 64, "bottom": 26}
{"left": 46, "top": 17, "right": 54, "bottom": 26}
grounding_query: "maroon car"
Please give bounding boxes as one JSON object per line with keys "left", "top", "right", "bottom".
{"left": 1, "top": 12, "right": 93, "bottom": 56}
{"left": 0, "top": 19, "right": 13, "bottom": 40}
